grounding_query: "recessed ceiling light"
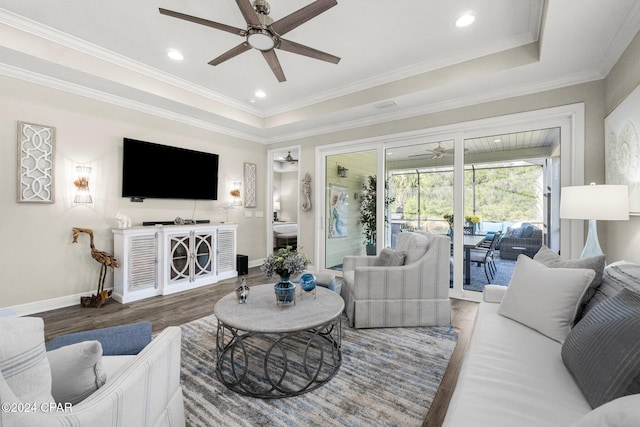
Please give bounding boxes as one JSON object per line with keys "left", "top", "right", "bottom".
{"left": 167, "top": 49, "right": 184, "bottom": 61}
{"left": 455, "top": 13, "right": 475, "bottom": 28}
{"left": 254, "top": 90, "right": 266, "bottom": 98}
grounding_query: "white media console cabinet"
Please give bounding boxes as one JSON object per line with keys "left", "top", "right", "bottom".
{"left": 112, "top": 223, "right": 238, "bottom": 303}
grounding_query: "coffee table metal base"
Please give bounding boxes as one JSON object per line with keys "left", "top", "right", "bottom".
{"left": 215, "top": 317, "right": 342, "bottom": 399}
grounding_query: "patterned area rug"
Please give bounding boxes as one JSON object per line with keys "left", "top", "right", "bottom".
{"left": 180, "top": 314, "right": 458, "bottom": 427}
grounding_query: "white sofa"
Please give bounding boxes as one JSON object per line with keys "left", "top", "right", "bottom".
{"left": 443, "top": 287, "right": 592, "bottom": 426}
{"left": 443, "top": 260, "right": 640, "bottom": 427}
{"left": 0, "top": 318, "right": 185, "bottom": 427}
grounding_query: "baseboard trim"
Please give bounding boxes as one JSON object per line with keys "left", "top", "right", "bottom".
{"left": 248, "top": 258, "right": 264, "bottom": 269}
{"left": 8, "top": 259, "right": 265, "bottom": 316}
{"left": 5, "top": 288, "right": 114, "bottom": 317}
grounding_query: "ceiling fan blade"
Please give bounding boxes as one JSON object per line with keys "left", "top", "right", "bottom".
{"left": 235, "top": 0, "right": 262, "bottom": 27}
{"left": 270, "top": 0, "right": 337, "bottom": 36}
{"left": 262, "top": 50, "right": 286, "bottom": 82}
{"left": 208, "top": 43, "right": 251, "bottom": 66}
{"left": 278, "top": 39, "right": 340, "bottom": 64}
{"left": 159, "top": 8, "right": 245, "bottom": 36}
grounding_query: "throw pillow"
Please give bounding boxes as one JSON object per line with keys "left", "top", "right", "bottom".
{"left": 533, "top": 245, "right": 605, "bottom": 323}
{"left": 521, "top": 225, "right": 535, "bottom": 238}
{"left": 571, "top": 394, "right": 640, "bottom": 427}
{"left": 376, "top": 248, "right": 406, "bottom": 266}
{"left": 582, "top": 262, "right": 640, "bottom": 317}
{"left": 562, "top": 288, "right": 640, "bottom": 408}
{"left": 0, "top": 317, "right": 55, "bottom": 404}
{"left": 397, "top": 232, "right": 429, "bottom": 264}
{"left": 498, "top": 255, "right": 595, "bottom": 342}
{"left": 47, "top": 340, "right": 107, "bottom": 405}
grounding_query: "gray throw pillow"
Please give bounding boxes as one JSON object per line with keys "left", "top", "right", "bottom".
{"left": 583, "top": 262, "right": 640, "bottom": 316}
{"left": 376, "top": 248, "right": 406, "bottom": 266}
{"left": 533, "top": 245, "right": 605, "bottom": 323}
{"left": 561, "top": 288, "right": 640, "bottom": 408}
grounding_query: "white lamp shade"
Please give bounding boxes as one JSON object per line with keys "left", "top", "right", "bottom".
{"left": 273, "top": 201, "right": 281, "bottom": 211}
{"left": 560, "top": 184, "right": 629, "bottom": 220}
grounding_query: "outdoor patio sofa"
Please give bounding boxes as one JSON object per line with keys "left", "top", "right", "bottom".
{"left": 498, "top": 222, "right": 543, "bottom": 259}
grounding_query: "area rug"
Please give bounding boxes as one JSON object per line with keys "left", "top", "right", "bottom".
{"left": 179, "top": 314, "right": 458, "bottom": 427}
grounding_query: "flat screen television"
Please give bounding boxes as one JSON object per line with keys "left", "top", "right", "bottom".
{"left": 122, "top": 138, "right": 219, "bottom": 201}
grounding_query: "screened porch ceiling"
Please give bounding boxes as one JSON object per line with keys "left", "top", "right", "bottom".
{"left": 386, "top": 127, "right": 560, "bottom": 170}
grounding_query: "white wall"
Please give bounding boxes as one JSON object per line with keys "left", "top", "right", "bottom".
{"left": 278, "top": 172, "right": 298, "bottom": 223}
{"left": 1, "top": 75, "right": 266, "bottom": 310}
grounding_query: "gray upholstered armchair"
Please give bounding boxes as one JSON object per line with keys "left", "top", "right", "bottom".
{"left": 341, "top": 231, "right": 451, "bottom": 328}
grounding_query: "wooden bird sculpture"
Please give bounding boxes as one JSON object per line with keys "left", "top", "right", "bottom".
{"left": 72, "top": 227, "right": 120, "bottom": 308}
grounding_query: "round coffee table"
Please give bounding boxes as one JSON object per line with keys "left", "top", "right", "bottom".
{"left": 213, "top": 283, "right": 344, "bottom": 398}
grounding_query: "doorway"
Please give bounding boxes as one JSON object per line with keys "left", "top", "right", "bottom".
{"left": 267, "top": 147, "right": 300, "bottom": 253}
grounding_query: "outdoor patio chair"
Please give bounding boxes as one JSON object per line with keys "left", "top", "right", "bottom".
{"left": 469, "top": 231, "right": 501, "bottom": 283}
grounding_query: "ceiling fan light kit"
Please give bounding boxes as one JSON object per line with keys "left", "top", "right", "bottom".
{"left": 159, "top": 0, "right": 341, "bottom": 82}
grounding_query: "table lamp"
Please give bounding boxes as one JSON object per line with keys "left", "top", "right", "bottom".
{"left": 273, "top": 201, "right": 281, "bottom": 222}
{"left": 559, "top": 183, "right": 629, "bottom": 258}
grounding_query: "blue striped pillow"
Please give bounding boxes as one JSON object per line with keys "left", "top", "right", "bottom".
{"left": 562, "top": 288, "right": 640, "bottom": 408}
{"left": 0, "top": 317, "right": 54, "bottom": 404}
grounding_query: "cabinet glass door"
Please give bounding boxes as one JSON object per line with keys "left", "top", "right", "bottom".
{"left": 193, "top": 233, "right": 213, "bottom": 277}
{"left": 170, "top": 235, "right": 190, "bottom": 281}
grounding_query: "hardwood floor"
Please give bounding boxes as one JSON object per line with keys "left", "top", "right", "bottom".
{"left": 35, "top": 267, "right": 478, "bottom": 426}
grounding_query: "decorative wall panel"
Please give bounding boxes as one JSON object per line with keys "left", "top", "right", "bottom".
{"left": 244, "top": 162, "right": 256, "bottom": 208}
{"left": 17, "top": 122, "right": 55, "bottom": 203}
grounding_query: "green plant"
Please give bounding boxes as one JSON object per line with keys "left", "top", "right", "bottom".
{"left": 360, "top": 175, "right": 395, "bottom": 245}
{"left": 261, "top": 246, "right": 310, "bottom": 278}
{"left": 443, "top": 213, "right": 454, "bottom": 229}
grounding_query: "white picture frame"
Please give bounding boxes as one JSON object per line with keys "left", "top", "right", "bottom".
{"left": 605, "top": 83, "right": 640, "bottom": 214}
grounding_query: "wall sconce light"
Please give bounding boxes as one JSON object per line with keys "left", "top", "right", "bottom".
{"left": 73, "top": 166, "right": 92, "bottom": 204}
{"left": 230, "top": 181, "right": 242, "bottom": 206}
{"left": 337, "top": 165, "right": 349, "bottom": 178}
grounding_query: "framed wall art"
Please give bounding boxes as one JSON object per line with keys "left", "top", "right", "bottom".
{"left": 17, "top": 121, "right": 56, "bottom": 203}
{"left": 328, "top": 184, "right": 348, "bottom": 238}
{"left": 605, "top": 83, "right": 640, "bottom": 214}
{"left": 243, "top": 162, "right": 256, "bottom": 208}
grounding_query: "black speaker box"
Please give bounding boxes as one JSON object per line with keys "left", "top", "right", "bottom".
{"left": 236, "top": 254, "right": 248, "bottom": 275}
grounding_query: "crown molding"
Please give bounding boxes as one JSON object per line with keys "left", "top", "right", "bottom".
{"left": 0, "top": 63, "right": 268, "bottom": 144}
{"left": 595, "top": 0, "right": 640, "bottom": 76}
{"left": 264, "top": 69, "right": 602, "bottom": 144}
{"left": 0, "top": 8, "right": 263, "bottom": 117}
{"left": 262, "top": 34, "right": 540, "bottom": 118}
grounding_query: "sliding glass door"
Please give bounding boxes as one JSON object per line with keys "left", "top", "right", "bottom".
{"left": 314, "top": 105, "right": 583, "bottom": 300}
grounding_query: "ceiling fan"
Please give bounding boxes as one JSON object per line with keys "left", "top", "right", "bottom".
{"left": 159, "top": 0, "right": 341, "bottom": 82}
{"left": 284, "top": 151, "right": 298, "bottom": 163}
{"left": 408, "top": 143, "right": 468, "bottom": 159}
